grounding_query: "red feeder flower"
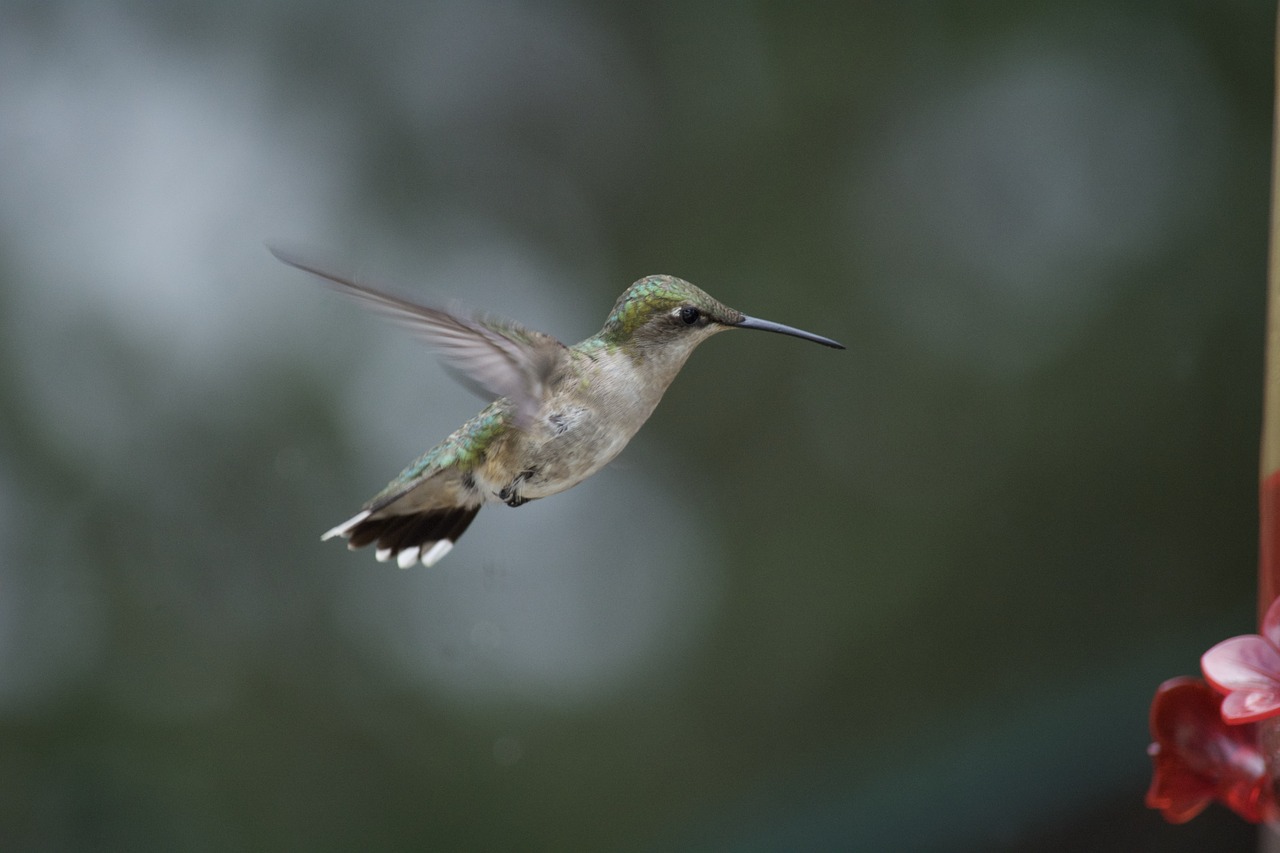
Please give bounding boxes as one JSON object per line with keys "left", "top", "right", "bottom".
{"left": 1202, "top": 597, "right": 1280, "bottom": 724}
{"left": 1146, "top": 677, "right": 1275, "bottom": 823}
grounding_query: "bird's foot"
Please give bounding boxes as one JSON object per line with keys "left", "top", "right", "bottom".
{"left": 498, "top": 469, "right": 537, "bottom": 507}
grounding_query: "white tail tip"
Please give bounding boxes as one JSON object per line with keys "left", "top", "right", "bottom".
{"left": 420, "top": 540, "right": 454, "bottom": 567}
{"left": 396, "top": 546, "right": 421, "bottom": 569}
{"left": 322, "top": 509, "right": 371, "bottom": 541}
{"left": 375, "top": 547, "right": 393, "bottom": 563}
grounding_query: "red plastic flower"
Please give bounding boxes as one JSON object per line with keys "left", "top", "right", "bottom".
{"left": 1146, "top": 677, "right": 1274, "bottom": 823}
{"left": 1202, "top": 597, "right": 1280, "bottom": 724}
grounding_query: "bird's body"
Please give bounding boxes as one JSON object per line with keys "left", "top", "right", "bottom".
{"left": 331, "top": 339, "right": 695, "bottom": 568}
{"left": 272, "top": 248, "right": 843, "bottom": 568}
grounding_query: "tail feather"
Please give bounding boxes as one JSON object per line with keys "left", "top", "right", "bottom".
{"left": 326, "top": 505, "right": 480, "bottom": 567}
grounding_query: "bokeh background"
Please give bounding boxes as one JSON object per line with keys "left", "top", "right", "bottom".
{"left": 1, "top": 1, "right": 1274, "bottom": 850}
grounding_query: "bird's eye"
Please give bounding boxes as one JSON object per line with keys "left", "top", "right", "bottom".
{"left": 678, "top": 306, "right": 700, "bottom": 325}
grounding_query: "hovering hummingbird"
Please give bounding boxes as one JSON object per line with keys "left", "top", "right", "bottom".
{"left": 272, "top": 247, "right": 844, "bottom": 568}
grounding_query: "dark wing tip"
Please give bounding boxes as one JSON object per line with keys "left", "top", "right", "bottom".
{"left": 266, "top": 243, "right": 340, "bottom": 281}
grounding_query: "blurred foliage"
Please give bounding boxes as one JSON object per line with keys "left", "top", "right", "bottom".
{"left": 0, "top": 1, "right": 1275, "bottom": 850}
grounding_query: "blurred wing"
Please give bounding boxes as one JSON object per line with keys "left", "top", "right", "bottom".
{"left": 270, "top": 247, "right": 567, "bottom": 424}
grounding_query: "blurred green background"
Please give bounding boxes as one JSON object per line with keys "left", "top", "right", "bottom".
{"left": 0, "top": 1, "right": 1274, "bottom": 850}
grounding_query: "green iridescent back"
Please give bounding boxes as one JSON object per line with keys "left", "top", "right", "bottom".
{"left": 366, "top": 401, "right": 510, "bottom": 507}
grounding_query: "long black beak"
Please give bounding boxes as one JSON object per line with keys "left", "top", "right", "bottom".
{"left": 735, "top": 315, "right": 845, "bottom": 349}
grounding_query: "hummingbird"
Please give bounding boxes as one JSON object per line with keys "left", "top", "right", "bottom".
{"left": 271, "top": 247, "right": 844, "bottom": 568}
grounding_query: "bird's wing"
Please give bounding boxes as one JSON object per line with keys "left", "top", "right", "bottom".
{"left": 270, "top": 247, "right": 568, "bottom": 426}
